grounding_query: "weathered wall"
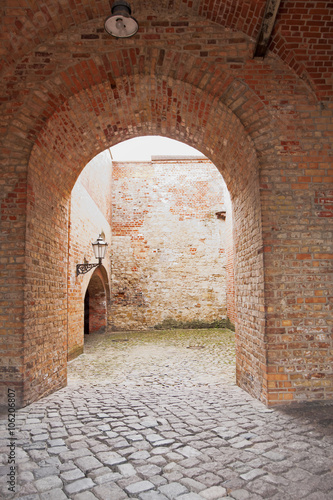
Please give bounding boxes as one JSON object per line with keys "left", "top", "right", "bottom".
{"left": 110, "top": 157, "right": 229, "bottom": 330}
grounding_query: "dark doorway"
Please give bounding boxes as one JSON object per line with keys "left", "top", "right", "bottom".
{"left": 84, "top": 271, "right": 107, "bottom": 335}
{"left": 84, "top": 289, "right": 90, "bottom": 335}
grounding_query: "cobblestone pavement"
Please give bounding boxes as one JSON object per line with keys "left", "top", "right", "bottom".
{"left": 68, "top": 329, "right": 236, "bottom": 388}
{"left": 1, "top": 329, "right": 333, "bottom": 500}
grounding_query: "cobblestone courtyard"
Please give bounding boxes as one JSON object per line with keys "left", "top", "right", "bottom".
{"left": 68, "top": 329, "right": 236, "bottom": 388}
{"left": 1, "top": 329, "right": 332, "bottom": 499}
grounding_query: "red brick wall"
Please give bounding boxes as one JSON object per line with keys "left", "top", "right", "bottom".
{"left": 0, "top": 2, "right": 332, "bottom": 408}
{"left": 0, "top": 172, "right": 26, "bottom": 407}
{"left": 23, "top": 151, "right": 69, "bottom": 405}
{"left": 110, "top": 157, "right": 229, "bottom": 330}
{"left": 261, "top": 144, "right": 333, "bottom": 404}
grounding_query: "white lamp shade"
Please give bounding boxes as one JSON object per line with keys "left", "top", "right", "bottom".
{"left": 105, "top": 14, "right": 138, "bottom": 38}
{"left": 105, "top": 1, "right": 138, "bottom": 38}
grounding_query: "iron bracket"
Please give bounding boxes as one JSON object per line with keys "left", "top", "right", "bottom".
{"left": 76, "top": 263, "right": 99, "bottom": 276}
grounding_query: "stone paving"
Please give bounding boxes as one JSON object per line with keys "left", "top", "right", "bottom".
{"left": 0, "top": 329, "right": 332, "bottom": 500}
{"left": 68, "top": 329, "right": 236, "bottom": 388}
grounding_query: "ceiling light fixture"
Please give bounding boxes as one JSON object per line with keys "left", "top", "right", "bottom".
{"left": 104, "top": 1, "right": 139, "bottom": 38}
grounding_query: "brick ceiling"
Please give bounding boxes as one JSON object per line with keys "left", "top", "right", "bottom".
{"left": 0, "top": 1, "right": 332, "bottom": 101}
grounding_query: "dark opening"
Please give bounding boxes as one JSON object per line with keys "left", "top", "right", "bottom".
{"left": 84, "top": 289, "right": 90, "bottom": 335}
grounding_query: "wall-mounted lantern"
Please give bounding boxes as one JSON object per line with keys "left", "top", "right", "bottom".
{"left": 104, "top": 1, "right": 139, "bottom": 38}
{"left": 76, "top": 234, "right": 108, "bottom": 276}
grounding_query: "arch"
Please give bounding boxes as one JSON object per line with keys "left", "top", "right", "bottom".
{"left": 85, "top": 268, "right": 108, "bottom": 335}
{"left": 21, "top": 72, "right": 268, "bottom": 407}
{"left": 29, "top": 77, "right": 261, "bottom": 197}
{"left": 68, "top": 263, "right": 110, "bottom": 361}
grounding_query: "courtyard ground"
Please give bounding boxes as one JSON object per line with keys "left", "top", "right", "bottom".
{"left": 1, "top": 329, "right": 332, "bottom": 499}
{"left": 68, "top": 328, "right": 236, "bottom": 388}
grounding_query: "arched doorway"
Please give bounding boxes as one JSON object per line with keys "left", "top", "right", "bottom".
{"left": 25, "top": 79, "right": 267, "bottom": 405}
{"left": 84, "top": 270, "right": 108, "bottom": 335}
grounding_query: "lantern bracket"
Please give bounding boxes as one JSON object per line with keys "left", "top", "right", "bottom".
{"left": 76, "top": 262, "right": 100, "bottom": 276}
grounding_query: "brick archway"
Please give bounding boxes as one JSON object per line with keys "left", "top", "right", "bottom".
{"left": 1, "top": 4, "right": 331, "bottom": 409}
{"left": 22, "top": 76, "right": 267, "bottom": 407}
